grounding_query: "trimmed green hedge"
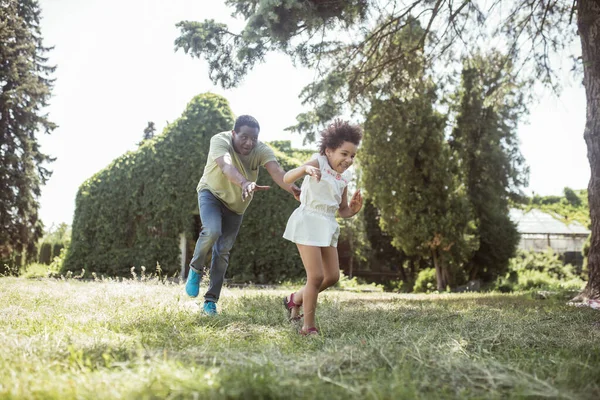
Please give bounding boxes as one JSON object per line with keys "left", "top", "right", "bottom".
{"left": 38, "top": 242, "right": 52, "bottom": 265}
{"left": 63, "top": 93, "right": 307, "bottom": 282}
{"left": 51, "top": 243, "right": 63, "bottom": 260}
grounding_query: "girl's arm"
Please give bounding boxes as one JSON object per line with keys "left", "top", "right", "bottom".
{"left": 283, "top": 158, "right": 320, "bottom": 184}
{"left": 264, "top": 160, "right": 301, "bottom": 200}
{"left": 338, "top": 187, "right": 363, "bottom": 218}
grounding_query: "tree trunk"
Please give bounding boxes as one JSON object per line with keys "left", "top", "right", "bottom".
{"left": 578, "top": 0, "right": 600, "bottom": 300}
{"left": 432, "top": 249, "right": 450, "bottom": 291}
{"left": 349, "top": 255, "right": 353, "bottom": 279}
{"left": 399, "top": 260, "right": 407, "bottom": 282}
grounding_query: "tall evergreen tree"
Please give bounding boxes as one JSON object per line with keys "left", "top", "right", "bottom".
{"left": 362, "top": 199, "right": 408, "bottom": 280}
{"left": 362, "top": 86, "right": 477, "bottom": 291}
{"left": 143, "top": 121, "right": 156, "bottom": 141}
{"left": 0, "top": 0, "right": 55, "bottom": 264}
{"left": 138, "top": 121, "right": 156, "bottom": 146}
{"left": 450, "top": 52, "right": 529, "bottom": 282}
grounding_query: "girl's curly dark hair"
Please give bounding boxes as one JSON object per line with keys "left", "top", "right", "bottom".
{"left": 318, "top": 119, "right": 363, "bottom": 155}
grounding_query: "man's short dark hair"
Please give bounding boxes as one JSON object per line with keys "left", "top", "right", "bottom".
{"left": 234, "top": 115, "right": 260, "bottom": 133}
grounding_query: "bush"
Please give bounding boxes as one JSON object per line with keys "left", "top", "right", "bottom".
{"left": 413, "top": 268, "right": 437, "bottom": 293}
{"left": 63, "top": 93, "right": 308, "bottom": 282}
{"left": 38, "top": 242, "right": 52, "bottom": 265}
{"left": 64, "top": 94, "right": 234, "bottom": 277}
{"left": 494, "top": 249, "right": 586, "bottom": 292}
{"left": 49, "top": 248, "right": 67, "bottom": 276}
{"left": 335, "top": 271, "right": 383, "bottom": 292}
{"left": 582, "top": 234, "right": 590, "bottom": 278}
{"left": 386, "top": 279, "right": 413, "bottom": 293}
{"left": 20, "top": 263, "right": 52, "bottom": 278}
{"left": 0, "top": 260, "right": 19, "bottom": 276}
{"left": 20, "top": 247, "right": 68, "bottom": 278}
{"left": 52, "top": 243, "right": 64, "bottom": 260}
{"left": 532, "top": 195, "right": 562, "bottom": 205}
{"left": 516, "top": 269, "right": 555, "bottom": 290}
{"left": 509, "top": 249, "right": 577, "bottom": 280}
{"left": 564, "top": 187, "right": 582, "bottom": 207}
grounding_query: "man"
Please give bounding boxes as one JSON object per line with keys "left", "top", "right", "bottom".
{"left": 185, "top": 115, "right": 300, "bottom": 315}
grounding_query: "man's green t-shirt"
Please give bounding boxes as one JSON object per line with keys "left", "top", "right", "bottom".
{"left": 197, "top": 131, "right": 276, "bottom": 214}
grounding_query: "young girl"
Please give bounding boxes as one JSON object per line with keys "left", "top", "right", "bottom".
{"left": 282, "top": 119, "right": 363, "bottom": 335}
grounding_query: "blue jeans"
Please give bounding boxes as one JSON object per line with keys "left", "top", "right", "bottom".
{"left": 189, "top": 190, "right": 244, "bottom": 303}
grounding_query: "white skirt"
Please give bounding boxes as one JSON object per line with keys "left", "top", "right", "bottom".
{"left": 283, "top": 206, "right": 340, "bottom": 247}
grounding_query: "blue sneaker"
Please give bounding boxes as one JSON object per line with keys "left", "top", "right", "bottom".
{"left": 203, "top": 301, "right": 217, "bottom": 316}
{"left": 185, "top": 268, "right": 201, "bottom": 298}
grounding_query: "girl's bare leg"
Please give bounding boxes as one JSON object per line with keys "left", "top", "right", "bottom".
{"left": 295, "top": 244, "right": 324, "bottom": 330}
{"left": 320, "top": 246, "right": 340, "bottom": 290}
{"left": 292, "top": 246, "right": 339, "bottom": 307}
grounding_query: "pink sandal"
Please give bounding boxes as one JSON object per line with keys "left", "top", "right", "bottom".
{"left": 283, "top": 293, "right": 303, "bottom": 321}
{"left": 300, "top": 327, "right": 319, "bottom": 336}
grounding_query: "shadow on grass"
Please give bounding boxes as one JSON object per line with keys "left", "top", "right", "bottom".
{"left": 51, "top": 289, "right": 600, "bottom": 400}
{"left": 97, "top": 290, "right": 600, "bottom": 361}
{"left": 107, "top": 294, "right": 298, "bottom": 350}
{"left": 338, "top": 291, "right": 590, "bottom": 311}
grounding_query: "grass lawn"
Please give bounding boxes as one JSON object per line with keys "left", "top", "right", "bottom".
{"left": 1, "top": 277, "right": 599, "bottom": 399}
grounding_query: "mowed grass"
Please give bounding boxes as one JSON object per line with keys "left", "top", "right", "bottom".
{"left": 1, "top": 278, "right": 599, "bottom": 399}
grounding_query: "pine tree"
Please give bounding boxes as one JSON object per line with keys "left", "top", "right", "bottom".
{"left": 0, "top": 0, "right": 55, "bottom": 266}
{"left": 143, "top": 121, "right": 155, "bottom": 141}
{"left": 138, "top": 121, "right": 156, "bottom": 146}
{"left": 450, "top": 52, "right": 528, "bottom": 282}
{"left": 362, "top": 85, "right": 477, "bottom": 291}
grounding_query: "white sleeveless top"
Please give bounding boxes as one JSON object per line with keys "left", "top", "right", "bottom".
{"left": 283, "top": 154, "right": 352, "bottom": 247}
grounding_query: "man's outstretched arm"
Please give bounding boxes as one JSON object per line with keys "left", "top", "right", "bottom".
{"left": 215, "top": 154, "right": 270, "bottom": 201}
{"left": 264, "top": 160, "right": 301, "bottom": 200}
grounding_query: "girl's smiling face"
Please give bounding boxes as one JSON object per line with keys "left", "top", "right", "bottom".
{"left": 325, "top": 141, "right": 358, "bottom": 173}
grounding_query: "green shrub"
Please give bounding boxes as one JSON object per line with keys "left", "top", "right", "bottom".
{"left": 494, "top": 249, "right": 586, "bottom": 292}
{"left": 564, "top": 187, "right": 582, "bottom": 207}
{"left": 385, "top": 278, "right": 413, "bottom": 293}
{"left": 0, "top": 259, "right": 19, "bottom": 276}
{"left": 38, "top": 242, "right": 52, "bottom": 265}
{"left": 20, "top": 263, "right": 51, "bottom": 278}
{"left": 63, "top": 93, "right": 236, "bottom": 277}
{"left": 509, "top": 249, "right": 577, "bottom": 280}
{"left": 49, "top": 248, "right": 67, "bottom": 276}
{"left": 51, "top": 243, "right": 64, "bottom": 260}
{"left": 516, "top": 269, "right": 555, "bottom": 290}
{"left": 63, "top": 93, "right": 307, "bottom": 282}
{"left": 20, "top": 247, "right": 68, "bottom": 278}
{"left": 334, "top": 271, "right": 383, "bottom": 292}
{"left": 582, "top": 234, "right": 590, "bottom": 278}
{"left": 413, "top": 268, "right": 437, "bottom": 293}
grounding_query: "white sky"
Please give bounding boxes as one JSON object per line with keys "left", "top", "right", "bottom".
{"left": 36, "top": 0, "right": 590, "bottom": 228}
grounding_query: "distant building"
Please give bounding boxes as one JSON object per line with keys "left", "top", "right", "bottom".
{"left": 509, "top": 208, "right": 590, "bottom": 266}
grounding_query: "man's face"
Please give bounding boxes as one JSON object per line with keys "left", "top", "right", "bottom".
{"left": 232, "top": 125, "right": 259, "bottom": 155}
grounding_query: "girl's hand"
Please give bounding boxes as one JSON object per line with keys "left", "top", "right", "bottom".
{"left": 305, "top": 165, "right": 321, "bottom": 182}
{"left": 290, "top": 184, "right": 301, "bottom": 201}
{"left": 349, "top": 190, "right": 363, "bottom": 214}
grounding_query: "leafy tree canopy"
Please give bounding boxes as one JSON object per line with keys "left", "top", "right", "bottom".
{"left": 0, "top": 0, "right": 55, "bottom": 263}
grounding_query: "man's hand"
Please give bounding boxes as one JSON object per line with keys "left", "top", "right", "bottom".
{"left": 291, "top": 184, "right": 301, "bottom": 201}
{"left": 349, "top": 190, "right": 363, "bottom": 214}
{"left": 305, "top": 165, "right": 321, "bottom": 182}
{"left": 242, "top": 181, "right": 270, "bottom": 201}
